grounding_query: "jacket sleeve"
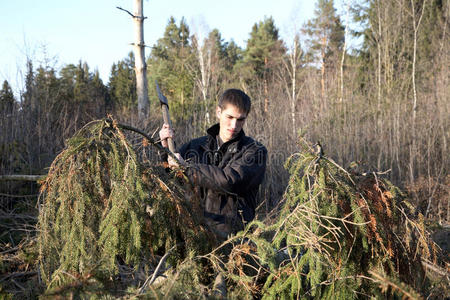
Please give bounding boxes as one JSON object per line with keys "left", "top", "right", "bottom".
{"left": 186, "top": 143, "right": 267, "bottom": 195}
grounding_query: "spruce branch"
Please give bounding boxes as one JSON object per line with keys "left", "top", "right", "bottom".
{"left": 369, "top": 270, "right": 423, "bottom": 299}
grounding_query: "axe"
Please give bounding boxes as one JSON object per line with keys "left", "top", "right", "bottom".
{"left": 155, "top": 80, "right": 176, "bottom": 153}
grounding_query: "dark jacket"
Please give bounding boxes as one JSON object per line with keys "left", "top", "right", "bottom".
{"left": 179, "top": 124, "right": 267, "bottom": 238}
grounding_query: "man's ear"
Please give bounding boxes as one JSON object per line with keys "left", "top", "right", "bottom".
{"left": 216, "top": 106, "right": 221, "bottom": 119}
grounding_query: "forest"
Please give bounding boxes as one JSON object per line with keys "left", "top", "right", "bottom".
{"left": 0, "top": 0, "right": 448, "bottom": 298}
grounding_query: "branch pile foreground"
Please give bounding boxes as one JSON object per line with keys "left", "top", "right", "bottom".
{"left": 37, "top": 119, "right": 215, "bottom": 296}
{"left": 201, "top": 144, "right": 447, "bottom": 299}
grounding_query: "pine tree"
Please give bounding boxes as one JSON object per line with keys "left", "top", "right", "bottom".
{"left": 242, "top": 16, "right": 285, "bottom": 79}
{"left": 224, "top": 40, "right": 243, "bottom": 74}
{"left": 108, "top": 52, "right": 137, "bottom": 112}
{"left": 0, "top": 80, "right": 15, "bottom": 116}
{"left": 240, "top": 16, "right": 285, "bottom": 113}
{"left": 90, "top": 70, "right": 109, "bottom": 115}
{"left": 303, "top": 0, "right": 345, "bottom": 100}
{"left": 147, "top": 17, "right": 194, "bottom": 122}
{"left": 0, "top": 80, "right": 17, "bottom": 177}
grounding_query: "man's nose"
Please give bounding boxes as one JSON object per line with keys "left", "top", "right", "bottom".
{"left": 230, "top": 118, "right": 237, "bottom": 128}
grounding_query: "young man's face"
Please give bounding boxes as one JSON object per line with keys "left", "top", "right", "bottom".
{"left": 216, "top": 104, "right": 247, "bottom": 143}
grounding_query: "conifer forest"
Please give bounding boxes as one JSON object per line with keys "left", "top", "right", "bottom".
{"left": 0, "top": 0, "right": 449, "bottom": 298}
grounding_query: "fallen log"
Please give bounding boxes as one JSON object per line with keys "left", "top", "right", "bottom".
{"left": 0, "top": 175, "right": 46, "bottom": 181}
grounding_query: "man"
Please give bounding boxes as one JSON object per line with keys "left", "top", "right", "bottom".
{"left": 159, "top": 89, "right": 267, "bottom": 239}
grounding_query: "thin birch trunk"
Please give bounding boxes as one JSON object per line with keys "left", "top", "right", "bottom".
{"left": 339, "top": 1, "right": 350, "bottom": 103}
{"left": 377, "top": 0, "right": 382, "bottom": 111}
{"left": 194, "top": 34, "right": 212, "bottom": 125}
{"left": 281, "top": 35, "right": 301, "bottom": 139}
{"left": 264, "top": 57, "right": 269, "bottom": 114}
{"left": 291, "top": 42, "right": 297, "bottom": 138}
{"left": 321, "top": 36, "right": 326, "bottom": 102}
{"left": 409, "top": 0, "right": 427, "bottom": 183}
{"left": 289, "top": 36, "right": 301, "bottom": 138}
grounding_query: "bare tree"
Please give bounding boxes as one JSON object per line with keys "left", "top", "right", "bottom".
{"left": 281, "top": 34, "right": 303, "bottom": 138}
{"left": 191, "top": 33, "right": 212, "bottom": 125}
{"left": 117, "top": 0, "right": 149, "bottom": 121}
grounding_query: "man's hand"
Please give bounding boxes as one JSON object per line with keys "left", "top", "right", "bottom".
{"left": 159, "top": 124, "right": 184, "bottom": 168}
{"left": 159, "top": 123, "right": 174, "bottom": 148}
{"left": 168, "top": 152, "right": 184, "bottom": 168}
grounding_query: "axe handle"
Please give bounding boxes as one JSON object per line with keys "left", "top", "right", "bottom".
{"left": 161, "top": 104, "right": 176, "bottom": 153}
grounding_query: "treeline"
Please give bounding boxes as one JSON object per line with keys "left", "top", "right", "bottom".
{"left": 0, "top": 0, "right": 448, "bottom": 220}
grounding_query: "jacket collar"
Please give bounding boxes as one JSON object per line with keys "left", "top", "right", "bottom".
{"left": 206, "top": 123, "right": 245, "bottom": 149}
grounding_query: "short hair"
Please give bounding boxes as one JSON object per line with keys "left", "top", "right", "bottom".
{"left": 218, "top": 89, "right": 251, "bottom": 115}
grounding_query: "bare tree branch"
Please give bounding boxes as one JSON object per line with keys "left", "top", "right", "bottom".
{"left": 116, "top": 6, "right": 135, "bottom": 18}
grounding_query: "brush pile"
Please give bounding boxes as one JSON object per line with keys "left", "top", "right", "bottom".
{"left": 203, "top": 142, "right": 445, "bottom": 299}
{"left": 37, "top": 119, "right": 215, "bottom": 296}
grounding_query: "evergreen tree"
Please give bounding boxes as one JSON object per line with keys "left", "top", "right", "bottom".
{"left": 147, "top": 17, "right": 194, "bottom": 121}
{"left": 59, "top": 64, "right": 77, "bottom": 101}
{"left": 224, "top": 40, "right": 243, "bottom": 74}
{"left": 208, "top": 29, "right": 226, "bottom": 59}
{"left": 241, "top": 16, "right": 285, "bottom": 80}
{"left": 411, "top": 0, "right": 447, "bottom": 87}
{"left": 15, "top": 60, "right": 109, "bottom": 173}
{"left": 239, "top": 16, "right": 285, "bottom": 114}
{"left": 21, "top": 60, "right": 35, "bottom": 112}
{"left": 303, "top": 0, "right": 345, "bottom": 66}
{"left": 73, "top": 61, "right": 90, "bottom": 104}
{"left": 0, "top": 80, "right": 17, "bottom": 172}
{"left": 108, "top": 52, "right": 137, "bottom": 111}
{"left": 91, "top": 70, "right": 109, "bottom": 114}
{"left": 303, "top": 0, "right": 345, "bottom": 99}
{"left": 0, "top": 80, "right": 15, "bottom": 115}
{"left": 60, "top": 62, "right": 108, "bottom": 116}
{"left": 33, "top": 65, "right": 62, "bottom": 158}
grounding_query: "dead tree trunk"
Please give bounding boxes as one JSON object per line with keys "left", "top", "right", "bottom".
{"left": 133, "top": 0, "right": 149, "bottom": 120}
{"left": 118, "top": 1, "right": 149, "bottom": 121}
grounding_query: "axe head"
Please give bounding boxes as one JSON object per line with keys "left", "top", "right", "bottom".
{"left": 155, "top": 80, "right": 168, "bottom": 107}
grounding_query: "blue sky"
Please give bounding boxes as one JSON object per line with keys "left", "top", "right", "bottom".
{"left": 0, "top": 0, "right": 350, "bottom": 95}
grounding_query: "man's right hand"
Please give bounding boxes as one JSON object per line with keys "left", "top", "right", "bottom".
{"left": 159, "top": 123, "right": 174, "bottom": 148}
